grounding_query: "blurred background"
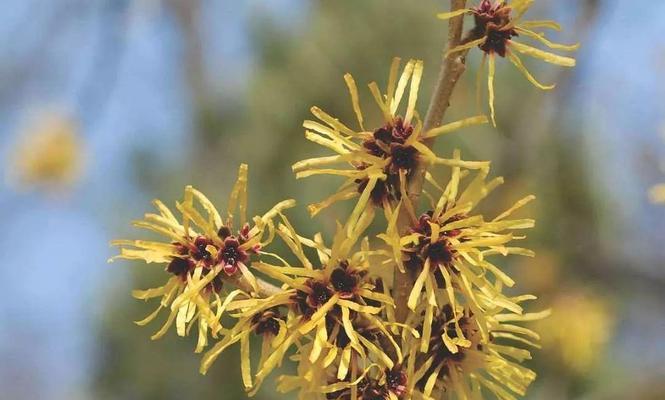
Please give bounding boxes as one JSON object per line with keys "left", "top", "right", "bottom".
{"left": 0, "top": 0, "right": 663, "bottom": 399}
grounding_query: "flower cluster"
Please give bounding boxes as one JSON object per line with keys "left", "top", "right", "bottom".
{"left": 114, "top": 161, "right": 542, "bottom": 398}
{"left": 380, "top": 150, "right": 537, "bottom": 360}
{"left": 369, "top": 152, "right": 542, "bottom": 399}
{"left": 199, "top": 206, "right": 402, "bottom": 394}
{"left": 111, "top": 164, "right": 295, "bottom": 351}
{"left": 111, "top": 1, "right": 581, "bottom": 399}
{"left": 405, "top": 301, "right": 547, "bottom": 399}
{"left": 292, "top": 57, "right": 488, "bottom": 216}
{"left": 439, "top": 0, "right": 579, "bottom": 125}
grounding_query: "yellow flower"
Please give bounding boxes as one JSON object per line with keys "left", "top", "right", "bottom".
{"left": 201, "top": 208, "right": 400, "bottom": 395}
{"left": 8, "top": 111, "right": 84, "bottom": 192}
{"left": 380, "top": 150, "right": 535, "bottom": 352}
{"left": 292, "top": 57, "right": 489, "bottom": 217}
{"left": 110, "top": 164, "right": 294, "bottom": 352}
{"left": 439, "top": 0, "right": 579, "bottom": 125}
{"left": 199, "top": 298, "right": 293, "bottom": 392}
{"left": 275, "top": 342, "right": 334, "bottom": 398}
{"left": 534, "top": 291, "right": 614, "bottom": 375}
{"left": 649, "top": 183, "right": 665, "bottom": 204}
{"left": 278, "top": 357, "right": 408, "bottom": 400}
{"left": 405, "top": 299, "right": 547, "bottom": 400}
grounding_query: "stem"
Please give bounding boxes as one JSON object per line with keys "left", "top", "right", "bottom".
{"left": 422, "top": 3, "right": 468, "bottom": 134}
{"left": 226, "top": 271, "right": 283, "bottom": 298}
{"left": 393, "top": 0, "right": 469, "bottom": 322}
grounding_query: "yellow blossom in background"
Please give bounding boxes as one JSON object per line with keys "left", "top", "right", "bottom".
{"left": 649, "top": 184, "right": 665, "bottom": 204}
{"left": 110, "top": 164, "right": 295, "bottom": 352}
{"left": 439, "top": 0, "right": 579, "bottom": 125}
{"left": 292, "top": 57, "right": 488, "bottom": 217}
{"left": 534, "top": 291, "right": 614, "bottom": 375}
{"left": 648, "top": 125, "right": 665, "bottom": 203}
{"left": 7, "top": 111, "right": 84, "bottom": 192}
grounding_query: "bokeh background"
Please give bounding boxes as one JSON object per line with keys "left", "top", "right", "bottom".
{"left": 1, "top": 0, "right": 664, "bottom": 399}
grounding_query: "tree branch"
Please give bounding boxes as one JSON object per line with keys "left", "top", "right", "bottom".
{"left": 393, "top": 0, "right": 469, "bottom": 322}
{"left": 226, "top": 269, "right": 283, "bottom": 298}
{"left": 422, "top": 0, "right": 468, "bottom": 134}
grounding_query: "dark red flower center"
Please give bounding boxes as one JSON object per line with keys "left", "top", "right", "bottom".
{"left": 166, "top": 254, "right": 223, "bottom": 293}
{"left": 479, "top": 26, "right": 516, "bottom": 57}
{"left": 192, "top": 236, "right": 214, "bottom": 263}
{"left": 218, "top": 237, "right": 248, "bottom": 275}
{"left": 413, "top": 212, "right": 434, "bottom": 236}
{"left": 416, "top": 312, "right": 480, "bottom": 389}
{"left": 331, "top": 267, "right": 359, "bottom": 298}
{"left": 166, "top": 257, "right": 192, "bottom": 277}
{"left": 355, "top": 117, "right": 419, "bottom": 206}
{"left": 325, "top": 364, "right": 406, "bottom": 399}
{"left": 390, "top": 143, "right": 418, "bottom": 171}
{"left": 292, "top": 279, "right": 337, "bottom": 320}
{"left": 291, "top": 290, "right": 315, "bottom": 319}
{"left": 307, "top": 280, "right": 333, "bottom": 308}
{"left": 332, "top": 321, "right": 351, "bottom": 349}
{"left": 386, "top": 367, "right": 408, "bottom": 397}
{"left": 425, "top": 240, "right": 456, "bottom": 267}
{"left": 356, "top": 174, "right": 402, "bottom": 207}
{"left": 361, "top": 385, "right": 389, "bottom": 400}
{"left": 165, "top": 224, "right": 259, "bottom": 289}
{"left": 470, "top": 0, "right": 518, "bottom": 57}
{"left": 252, "top": 309, "right": 283, "bottom": 336}
{"left": 217, "top": 226, "right": 232, "bottom": 239}
{"left": 403, "top": 212, "right": 467, "bottom": 286}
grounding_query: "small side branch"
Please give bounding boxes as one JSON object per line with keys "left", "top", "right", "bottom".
{"left": 226, "top": 272, "right": 283, "bottom": 298}
{"left": 423, "top": 0, "right": 468, "bottom": 134}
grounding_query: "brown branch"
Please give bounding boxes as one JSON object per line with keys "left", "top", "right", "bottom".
{"left": 226, "top": 271, "right": 283, "bottom": 298}
{"left": 393, "top": 0, "right": 469, "bottom": 322}
{"left": 422, "top": 0, "right": 469, "bottom": 134}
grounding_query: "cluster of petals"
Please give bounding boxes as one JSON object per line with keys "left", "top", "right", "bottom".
{"left": 292, "top": 57, "right": 488, "bottom": 217}
{"left": 111, "top": 164, "right": 294, "bottom": 351}
{"left": 438, "top": 0, "right": 579, "bottom": 125}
